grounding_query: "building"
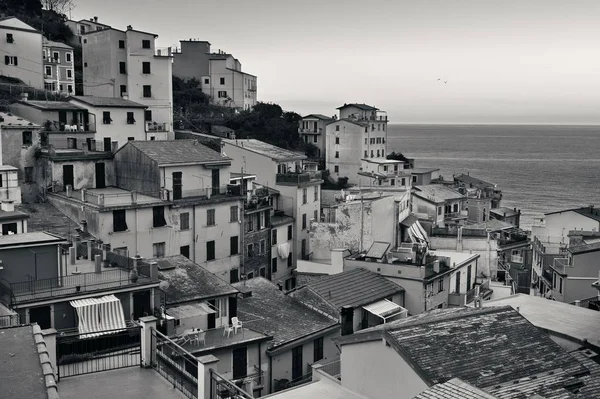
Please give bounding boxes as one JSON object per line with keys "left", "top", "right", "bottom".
{"left": 489, "top": 206, "right": 521, "bottom": 228}
{"left": 359, "top": 159, "right": 412, "bottom": 190}
{"left": 453, "top": 173, "right": 502, "bottom": 209}
{"left": 222, "top": 139, "right": 322, "bottom": 267}
{"left": 0, "top": 232, "right": 161, "bottom": 330}
{"left": 410, "top": 167, "right": 440, "bottom": 186}
{"left": 233, "top": 278, "right": 340, "bottom": 393}
{"left": 298, "top": 114, "right": 334, "bottom": 159}
{"left": 290, "top": 268, "right": 406, "bottom": 332}
{"left": 65, "top": 16, "right": 111, "bottom": 46}
{"left": 531, "top": 205, "right": 600, "bottom": 298}
{"left": 42, "top": 38, "right": 74, "bottom": 94}
{"left": 481, "top": 294, "right": 600, "bottom": 351}
{"left": 0, "top": 200, "right": 28, "bottom": 235}
{"left": 412, "top": 184, "right": 467, "bottom": 228}
{"left": 343, "top": 243, "right": 483, "bottom": 314}
{"left": 270, "top": 209, "right": 295, "bottom": 289}
{"left": 82, "top": 25, "right": 174, "bottom": 139}
{"left": 0, "top": 17, "right": 43, "bottom": 88}
{"left": 172, "top": 40, "right": 257, "bottom": 110}
{"left": 325, "top": 104, "right": 388, "bottom": 185}
{"left": 549, "top": 240, "right": 600, "bottom": 303}
{"left": 334, "top": 306, "right": 599, "bottom": 399}
{"left": 69, "top": 95, "right": 149, "bottom": 143}
{"left": 310, "top": 191, "right": 403, "bottom": 262}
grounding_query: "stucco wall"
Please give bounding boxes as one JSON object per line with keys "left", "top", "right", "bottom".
{"left": 82, "top": 29, "right": 122, "bottom": 97}
{"left": 429, "top": 236, "right": 497, "bottom": 277}
{"left": 69, "top": 102, "right": 146, "bottom": 145}
{"left": 172, "top": 41, "right": 211, "bottom": 81}
{"left": 0, "top": 21, "right": 43, "bottom": 88}
{"left": 271, "top": 221, "right": 294, "bottom": 283}
{"left": 341, "top": 340, "right": 428, "bottom": 399}
{"left": 44, "top": 158, "right": 115, "bottom": 191}
{"left": 325, "top": 121, "right": 363, "bottom": 184}
{"left": 1, "top": 244, "right": 60, "bottom": 283}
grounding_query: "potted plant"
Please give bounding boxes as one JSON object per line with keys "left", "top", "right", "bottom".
{"left": 129, "top": 267, "right": 139, "bottom": 283}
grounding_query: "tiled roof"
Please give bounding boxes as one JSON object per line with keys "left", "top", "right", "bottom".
{"left": 568, "top": 241, "right": 600, "bottom": 255}
{"left": 490, "top": 207, "right": 520, "bottom": 218}
{"left": 546, "top": 206, "right": 600, "bottom": 223}
{"left": 413, "top": 184, "right": 464, "bottom": 203}
{"left": 384, "top": 307, "right": 589, "bottom": 396}
{"left": 156, "top": 255, "right": 239, "bottom": 304}
{"left": 232, "top": 278, "right": 339, "bottom": 349}
{"left": 270, "top": 213, "right": 294, "bottom": 227}
{"left": 126, "top": 140, "right": 231, "bottom": 165}
{"left": 413, "top": 378, "right": 499, "bottom": 399}
{"left": 18, "top": 100, "right": 84, "bottom": 111}
{"left": 223, "top": 139, "right": 306, "bottom": 161}
{"left": 301, "top": 268, "right": 404, "bottom": 310}
{"left": 42, "top": 38, "right": 72, "bottom": 49}
{"left": 569, "top": 349, "right": 600, "bottom": 397}
{"left": 326, "top": 118, "right": 368, "bottom": 127}
{"left": 0, "top": 325, "right": 58, "bottom": 399}
{"left": 302, "top": 114, "right": 333, "bottom": 120}
{"left": 454, "top": 173, "right": 495, "bottom": 189}
{"left": 336, "top": 103, "right": 378, "bottom": 111}
{"left": 0, "top": 112, "right": 39, "bottom": 128}
{"left": 70, "top": 96, "right": 146, "bottom": 108}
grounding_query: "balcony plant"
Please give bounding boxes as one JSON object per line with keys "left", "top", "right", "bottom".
{"left": 129, "top": 266, "right": 139, "bottom": 283}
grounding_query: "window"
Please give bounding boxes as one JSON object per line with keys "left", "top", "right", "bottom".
{"left": 204, "top": 78, "right": 209, "bottom": 84}
{"left": 260, "top": 239, "right": 266, "bottom": 254}
{"left": 22, "top": 131, "right": 32, "bottom": 146}
{"left": 292, "top": 345, "right": 303, "bottom": 380}
{"left": 45, "top": 66, "right": 51, "bottom": 76}
{"left": 559, "top": 277, "right": 563, "bottom": 294}
{"left": 142, "top": 39, "right": 151, "bottom": 49}
{"left": 6, "top": 33, "right": 13, "bottom": 43}
{"left": 314, "top": 186, "right": 318, "bottom": 201}
{"left": 112, "top": 210, "right": 127, "bottom": 232}
{"left": 53, "top": 51, "right": 59, "bottom": 62}
{"left": 335, "top": 137, "right": 339, "bottom": 144}
{"left": 180, "top": 212, "right": 190, "bottom": 230}
{"left": 370, "top": 138, "right": 374, "bottom": 144}
{"left": 102, "top": 111, "right": 112, "bottom": 124}
{"left": 313, "top": 337, "right": 324, "bottom": 362}
{"left": 67, "top": 69, "right": 72, "bottom": 78}
{"left": 437, "top": 207, "right": 442, "bottom": 216}
{"left": 4, "top": 56, "right": 18, "bottom": 66}
{"left": 453, "top": 204, "right": 459, "bottom": 213}
{"left": 335, "top": 125, "right": 339, "bottom": 131}
{"left": 153, "top": 242, "right": 165, "bottom": 258}
{"left": 230, "top": 206, "right": 238, "bottom": 222}
{"left": 364, "top": 150, "right": 368, "bottom": 157}
{"left": 230, "top": 269, "right": 239, "bottom": 283}
{"left": 144, "top": 110, "right": 152, "bottom": 121}
{"left": 207, "top": 209, "right": 216, "bottom": 226}
{"left": 314, "top": 209, "right": 318, "bottom": 221}
{"left": 377, "top": 150, "right": 380, "bottom": 157}
{"left": 218, "top": 91, "right": 227, "bottom": 98}
{"left": 371, "top": 150, "right": 374, "bottom": 157}
{"left": 247, "top": 244, "right": 254, "bottom": 258}
{"left": 287, "top": 225, "right": 292, "bottom": 240}
{"left": 334, "top": 165, "right": 339, "bottom": 173}
{"left": 288, "top": 253, "right": 293, "bottom": 267}
{"left": 272, "top": 230, "right": 277, "bottom": 245}
{"left": 24, "top": 167, "right": 33, "bottom": 183}
{"left": 230, "top": 236, "right": 239, "bottom": 255}
{"left": 438, "top": 278, "right": 444, "bottom": 293}
{"left": 84, "top": 62, "right": 87, "bottom": 67}
{"left": 412, "top": 175, "right": 417, "bottom": 183}
{"left": 120, "top": 85, "right": 127, "bottom": 96}
{"left": 272, "top": 258, "right": 278, "bottom": 273}
{"left": 142, "top": 61, "right": 151, "bottom": 74}
{"left": 126, "top": 112, "right": 136, "bottom": 124}
{"left": 247, "top": 272, "right": 254, "bottom": 280}
{"left": 302, "top": 214, "right": 307, "bottom": 229}
{"left": 119, "top": 61, "right": 126, "bottom": 74}
{"left": 206, "top": 241, "right": 215, "bottom": 261}
{"left": 313, "top": 135, "right": 317, "bottom": 143}
{"left": 335, "top": 151, "right": 339, "bottom": 158}
{"left": 118, "top": 40, "right": 125, "bottom": 49}
{"left": 153, "top": 206, "right": 166, "bottom": 227}
{"left": 143, "top": 85, "right": 152, "bottom": 98}
{"left": 302, "top": 188, "right": 307, "bottom": 204}
{"left": 402, "top": 178, "right": 406, "bottom": 186}
{"left": 2, "top": 222, "right": 17, "bottom": 235}
{"left": 66, "top": 53, "right": 72, "bottom": 62}
{"left": 220, "top": 77, "right": 225, "bottom": 85}
{"left": 247, "top": 214, "right": 254, "bottom": 232}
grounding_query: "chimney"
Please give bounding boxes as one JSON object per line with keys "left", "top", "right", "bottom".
{"left": 0, "top": 200, "right": 15, "bottom": 212}
{"left": 574, "top": 300, "right": 581, "bottom": 307}
{"left": 102, "top": 243, "right": 110, "bottom": 267}
{"left": 330, "top": 249, "right": 346, "bottom": 274}
{"left": 69, "top": 247, "right": 76, "bottom": 265}
{"left": 20, "top": 92, "right": 28, "bottom": 102}
{"left": 127, "top": 25, "right": 133, "bottom": 30}
{"left": 149, "top": 261, "right": 158, "bottom": 281}
{"left": 87, "top": 239, "right": 92, "bottom": 260}
{"left": 94, "top": 16, "right": 98, "bottom": 22}
{"left": 340, "top": 306, "right": 354, "bottom": 336}
{"left": 122, "top": 94, "right": 129, "bottom": 100}
{"left": 94, "top": 254, "right": 102, "bottom": 273}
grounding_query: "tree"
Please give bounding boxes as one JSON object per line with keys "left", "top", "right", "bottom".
{"left": 42, "top": 0, "right": 75, "bottom": 15}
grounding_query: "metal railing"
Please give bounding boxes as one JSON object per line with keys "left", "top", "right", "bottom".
{"left": 0, "top": 314, "right": 20, "bottom": 327}
{"left": 314, "top": 360, "right": 340, "bottom": 379}
{"left": 231, "top": 369, "right": 265, "bottom": 395}
{"left": 146, "top": 122, "right": 169, "bottom": 132}
{"left": 276, "top": 170, "right": 322, "bottom": 185}
{"left": 210, "top": 369, "right": 253, "bottom": 399}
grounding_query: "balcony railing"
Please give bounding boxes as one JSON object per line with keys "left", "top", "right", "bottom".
{"left": 313, "top": 360, "right": 340, "bottom": 379}
{"left": 210, "top": 369, "right": 253, "bottom": 399}
{"left": 146, "top": 122, "right": 169, "bottom": 132}
{"left": 0, "top": 314, "right": 20, "bottom": 328}
{"left": 551, "top": 258, "right": 570, "bottom": 275}
{"left": 230, "top": 369, "right": 266, "bottom": 394}
{"left": 7, "top": 264, "right": 155, "bottom": 305}
{"left": 276, "top": 170, "right": 322, "bottom": 185}
{"left": 298, "top": 128, "right": 322, "bottom": 134}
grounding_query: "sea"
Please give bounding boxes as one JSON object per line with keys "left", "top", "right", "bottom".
{"left": 387, "top": 124, "right": 600, "bottom": 230}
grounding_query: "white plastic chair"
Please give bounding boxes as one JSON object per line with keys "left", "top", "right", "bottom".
{"left": 231, "top": 317, "right": 242, "bottom": 334}
{"left": 223, "top": 324, "right": 234, "bottom": 338}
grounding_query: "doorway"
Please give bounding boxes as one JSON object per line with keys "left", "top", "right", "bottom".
{"left": 29, "top": 306, "right": 52, "bottom": 329}
{"left": 95, "top": 162, "right": 106, "bottom": 188}
{"left": 207, "top": 299, "right": 216, "bottom": 329}
{"left": 455, "top": 271, "right": 461, "bottom": 294}
{"left": 211, "top": 169, "right": 220, "bottom": 195}
{"left": 63, "top": 165, "right": 74, "bottom": 190}
{"left": 133, "top": 291, "right": 151, "bottom": 320}
{"left": 232, "top": 347, "right": 247, "bottom": 379}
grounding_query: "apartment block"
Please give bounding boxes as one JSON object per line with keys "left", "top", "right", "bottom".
{"left": 82, "top": 25, "right": 173, "bottom": 139}
{"left": 42, "top": 38, "right": 74, "bottom": 94}
{"left": 173, "top": 40, "right": 257, "bottom": 110}
{"left": 0, "top": 17, "right": 43, "bottom": 88}
{"left": 65, "top": 16, "right": 111, "bottom": 46}
{"left": 298, "top": 114, "right": 333, "bottom": 159}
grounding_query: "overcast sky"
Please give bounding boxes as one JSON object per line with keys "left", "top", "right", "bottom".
{"left": 72, "top": 0, "right": 600, "bottom": 124}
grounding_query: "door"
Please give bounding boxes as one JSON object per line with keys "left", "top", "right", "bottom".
{"left": 29, "top": 306, "right": 52, "bottom": 329}
{"left": 133, "top": 291, "right": 151, "bottom": 320}
{"left": 180, "top": 245, "right": 190, "bottom": 259}
{"left": 63, "top": 165, "right": 74, "bottom": 190}
{"left": 211, "top": 169, "right": 220, "bottom": 195}
{"left": 58, "top": 111, "right": 67, "bottom": 129}
{"left": 228, "top": 297, "right": 237, "bottom": 322}
{"left": 95, "top": 162, "right": 106, "bottom": 188}
{"left": 466, "top": 265, "right": 472, "bottom": 291}
{"left": 172, "top": 172, "right": 182, "bottom": 200}
{"left": 291, "top": 345, "right": 303, "bottom": 380}
{"left": 301, "top": 239, "right": 306, "bottom": 259}
{"left": 232, "top": 347, "right": 247, "bottom": 379}
{"left": 103, "top": 137, "right": 111, "bottom": 152}
{"left": 455, "top": 271, "right": 461, "bottom": 294}
{"left": 207, "top": 299, "right": 216, "bottom": 329}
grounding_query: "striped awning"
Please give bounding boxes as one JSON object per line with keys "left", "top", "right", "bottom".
{"left": 363, "top": 299, "right": 406, "bottom": 320}
{"left": 408, "top": 220, "right": 429, "bottom": 244}
{"left": 70, "top": 294, "right": 127, "bottom": 338}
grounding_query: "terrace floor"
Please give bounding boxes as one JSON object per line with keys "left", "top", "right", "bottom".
{"left": 178, "top": 326, "right": 269, "bottom": 354}
{"left": 58, "top": 367, "right": 187, "bottom": 399}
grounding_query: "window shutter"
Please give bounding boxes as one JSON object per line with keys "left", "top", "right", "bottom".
{"left": 13, "top": 57, "right": 17, "bottom": 66}
{"left": 4, "top": 56, "right": 9, "bottom": 65}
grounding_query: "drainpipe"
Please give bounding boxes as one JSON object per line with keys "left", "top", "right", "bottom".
{"left": 360, "top": 180, "right": 364, "bottom": 252}
{"left": 192, "top": 204, "right": 197, "bottom": 263}
{"left": 258, "top": 341, "right": 262, "bottom": 396}
{"left": 240, "top": 168, "right": 245, "bottom": 277}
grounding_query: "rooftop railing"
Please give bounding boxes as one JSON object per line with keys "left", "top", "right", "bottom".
{"left": 276, "top": 170, "right": 322, "bottom": 185}
{"left": 313, "top": 360, "right": 340, "bottom": 379}
{"left": 146, "top": 122, "right": 169, "bottom": 132}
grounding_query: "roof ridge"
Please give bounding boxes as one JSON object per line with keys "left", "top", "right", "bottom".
{"left": 32, "top": 324, "right": 59, "bottom": 399}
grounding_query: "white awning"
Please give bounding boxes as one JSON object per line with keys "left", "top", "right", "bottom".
{"left": 278, "top": 243, "right": 290, "bottom": 259}
{"left": 363, "top": 299, "right": 407, "bottom": 321}
{"left": 70, "top": 294, "right": 127, "bottom": 338}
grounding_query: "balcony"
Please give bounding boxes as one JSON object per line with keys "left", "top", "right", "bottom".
{"left": 551, "top": 258, "right": 570, "bottom": 275}
{"left": 276, "top": 170, "right": 322, "bottom": 186}
{"left": 498, "top": 235, "right": 529, "bottom": 247}
{"left": 43, "top": 119, "right": 96, "bottom": 133}
{"left": 313, "top": 359, "right": 340, "bottom": 380}
{"left": 298, "top": 128, "right": 322, "bottom": 134}
{"left": 231, "top": 369, "right": 266, "bottom": 394}
{"left": 176, "top": 326, "right": 268, "bottom": 355}
{"left": 146, "top": 122, "right": 169, "bottom": 132}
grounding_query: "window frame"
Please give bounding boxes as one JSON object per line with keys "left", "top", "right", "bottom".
{"left": 230, "top": 206, "right": 239, "bottom": 222}
{"left": 143, "top": 85, "right": 152, "bottom": 98}
{"left": 152, "top": 206, "right": 167, "bottom": 227}
{"left": 230, "top": 236, "right": 239, "bottom": 256}
{"left": 142, "top": 61, "right": 151, "bottom": 74}
{"left": 112, "top": 209, "right": 128, "bottom": 232}
{"left": 206, "top": 240, "right": 216, "bottom": 261}
{"left": 142, "top": 39, "right": 151, "bottom": 49}
{"left": 153, "top": 242, "right": 165, "bottom": 258}
{"left": 207, "top": 209, "right": 216, "bottom": 226}
{"left": 126, "top": 111, "right": 136, "bottom": 124}
{"left": 272, "top": 230, "right": 277, "bottom": 245}
{"left": 313, "top": 337, "right": 324, "bottom": 362}
{"left": 180, "top": 212, "right": 190, "bottom": 230}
